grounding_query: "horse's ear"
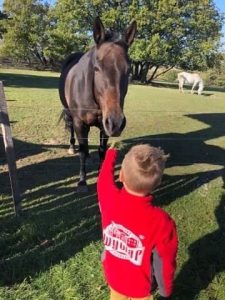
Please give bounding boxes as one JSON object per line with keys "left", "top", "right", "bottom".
{"left": 123, "top": 20, "right": 137, "bottom": 47}
{"left": 93, "top": 17, "right": 105, "bottom": 45}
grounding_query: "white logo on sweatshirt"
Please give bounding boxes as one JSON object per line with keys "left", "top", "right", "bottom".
{"left": 103, "top": 222, "right": 145, "bottom": 266}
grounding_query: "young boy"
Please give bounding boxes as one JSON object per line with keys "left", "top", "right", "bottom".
{"left": 97, "top": 144, "right": 178, "bottom": 300}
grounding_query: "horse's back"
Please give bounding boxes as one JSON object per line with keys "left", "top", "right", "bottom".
{"left": 189, "top": 72, "right": 202, "bottom": 81}
{"left": 59, "top": 52, "right": 84, "bottom": 107}
{"left": 179, "top": 72, "right": 202, "bottom": 83}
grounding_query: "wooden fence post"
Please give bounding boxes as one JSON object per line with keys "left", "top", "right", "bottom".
{"left": 0, "top": 81, "right": 21, "bottom": 215}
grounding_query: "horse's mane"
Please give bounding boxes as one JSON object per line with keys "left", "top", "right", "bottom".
{"left": 104, "top": 30, "right": 127, "bottom": 48}
{"left": 61, "top": 52, "right": 84, "bottom": 72}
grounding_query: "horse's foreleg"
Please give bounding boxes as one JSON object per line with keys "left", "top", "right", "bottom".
{"left": 78, "top": 144, "right": 88, "bottom": 190}
{"left": 198, "top": 81, "right": 204, "bottom": 95}
{"left": 75, "top": 122, "right": 90, "bottom": 192}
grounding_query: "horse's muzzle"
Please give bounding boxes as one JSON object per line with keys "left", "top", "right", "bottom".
{"left": 103, "top": 115, "right": 126, "bottom": 137}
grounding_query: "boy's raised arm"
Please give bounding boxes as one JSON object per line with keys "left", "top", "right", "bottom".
{"left": 97, "top": 147, "right": 118, "bottom": 201}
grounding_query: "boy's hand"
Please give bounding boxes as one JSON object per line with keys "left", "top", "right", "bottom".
{"left": 109, "top": 139, "right": 124, "bottom": 150}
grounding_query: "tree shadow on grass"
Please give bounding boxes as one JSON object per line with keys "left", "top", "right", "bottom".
{"left": 0, "top": 146, "right": 102, "bottom": 285}
{"left": 0, "top": 135, "right": 47, "bottom": 166}
{"left": 1, "top": 112, "right": 225, "bottom": 288}
{"left": 121, "top": 113, "right": 225, "bottom": 205}
{"left": 1, "top": 135, "right": 67, "bottom": 202}
{"left": 0, "top": 73, "right": 59, "bottom": 89}
{"left": 0, "top": 133, "right": 98, "bottom": 198}
{"left": 0, "top": 186, "right": 101, "bottom": 285}
{"left": 172, "top": 191, "right": 225, "bottom": 300}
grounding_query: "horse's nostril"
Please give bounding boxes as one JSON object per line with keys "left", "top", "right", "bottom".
{"left": 104, "top": 115, "right": 126, "bottom": 136}
{"left": 105, "top": 117, "right": 110, "bottom": 129}
{"left": 105, "top": 117, "right": 116, "bottom": 132}
{"left": 120, "top": 116, "right": 126, "bottom": 132}
{"left": 105, "top": 117, "right": 109, "bottom": 127}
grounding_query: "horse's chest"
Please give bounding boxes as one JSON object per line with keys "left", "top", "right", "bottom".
{"left": 83, "top": 111, "right": 102, "bottom": 126}
{"left": 70, "top": 105, "right": 102, "bottom": 126}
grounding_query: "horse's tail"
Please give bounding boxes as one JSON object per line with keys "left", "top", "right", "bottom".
{"left": 57, "top": 109, "right": 73, "bottom": 131}
{"left": 177, "top": 73, "right": 185, "bottom": 92}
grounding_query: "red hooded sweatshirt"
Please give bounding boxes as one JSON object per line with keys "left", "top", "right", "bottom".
{"left": 97, "top": 148, "right": 178, "bottom": 298}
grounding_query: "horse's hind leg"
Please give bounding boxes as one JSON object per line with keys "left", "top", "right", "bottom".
{"left": 191, "top": 81, "right": 198, "bottom": 94}
{"left": 63, "top": 110, "right": 76, "bottom": 154}
{"left": 75, "top": 122, "right": 90, "bottom": 192}
{"left": 68, "top": 126, "right": 76, "bottom": 155}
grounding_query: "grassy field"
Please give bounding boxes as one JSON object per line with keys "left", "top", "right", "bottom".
{"left": 1, "top": 68, "right": 225, "bottom": 300}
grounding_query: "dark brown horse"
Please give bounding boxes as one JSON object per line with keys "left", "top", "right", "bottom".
{"left": 59, "top": 17, "right": 137, "bottom": 191}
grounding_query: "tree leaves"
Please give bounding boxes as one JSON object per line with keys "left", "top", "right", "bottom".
{"left": 0, "top": 0, "right": 223, "bottom": 77}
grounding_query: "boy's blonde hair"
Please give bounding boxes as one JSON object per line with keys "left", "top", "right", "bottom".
{"left": 121, "top": 144, "right": 168, "bottom": 194}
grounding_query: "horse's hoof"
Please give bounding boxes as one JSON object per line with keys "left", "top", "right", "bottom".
{"left": 77, "top": 181, "right": 88, "bottom": 193}
{"left": 77, "top": 185, "right": 89, "bottom": 193}
{"left": 68, "top": 147, "right": 76, "bottom": 155}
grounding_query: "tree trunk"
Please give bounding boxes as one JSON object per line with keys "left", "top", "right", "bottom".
{"left": 34, "top": 51, "right": 47, "bottom": 66}
{"left": 140, "top": 62, "right": 150, "bottom": 83}
{"left": 147, "top": 66, "right": 159, "bottom": 83}
{"left": 131, "top": 61, "right": 143, "bottom": 81}
{"left": 130, "top": 62, "right": 136, "bottom": 80}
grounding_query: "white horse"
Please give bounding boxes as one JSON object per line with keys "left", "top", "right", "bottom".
{"left": 177, "top": 72, "right": 204, "bottom": 95}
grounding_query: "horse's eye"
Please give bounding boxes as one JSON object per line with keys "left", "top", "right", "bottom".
{"left": 94, "top": 66, "right": 100, "bottom": 72}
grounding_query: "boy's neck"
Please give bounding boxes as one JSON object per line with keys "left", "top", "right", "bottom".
{"left": 123, "top": 182, "right": 150, "bottom": 197}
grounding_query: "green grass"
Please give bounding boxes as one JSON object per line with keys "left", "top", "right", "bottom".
{"left": 1, "top": 68, "right": 225, "bottom": 299}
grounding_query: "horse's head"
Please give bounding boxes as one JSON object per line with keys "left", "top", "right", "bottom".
{"left": 93, "top": 17, "right": 137, "bottom": 137}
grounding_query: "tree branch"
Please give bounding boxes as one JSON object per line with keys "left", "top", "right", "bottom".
{"left": 153, "top": 66, "right": 175, "bottom": 80}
